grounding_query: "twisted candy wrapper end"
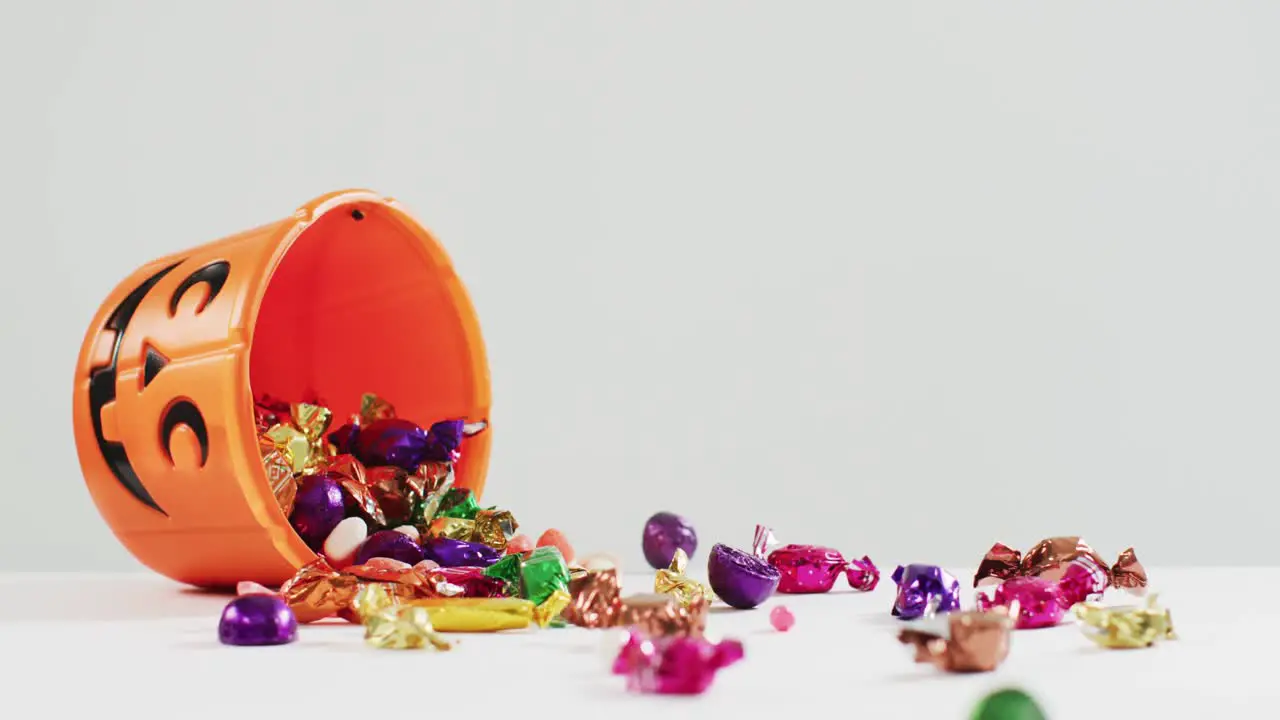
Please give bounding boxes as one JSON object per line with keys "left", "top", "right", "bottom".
{"left": 752, "top": 524, "right": 778, "bottom": 558}
{"left": 973, "top": 543, "right": 1022, "bottom": 587}
{"left": 1109, "top": 547, "right": 1148, "bottom": 593}
{"left": 846, "top": 555, "right": 880, "bottom": 591}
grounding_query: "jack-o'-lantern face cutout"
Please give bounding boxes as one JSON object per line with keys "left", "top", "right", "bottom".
{"left": 86, "top": 258, "right": 232, "bottom": 515}
{"left": 73, "top": 190, "right": 493, "bottom": 589}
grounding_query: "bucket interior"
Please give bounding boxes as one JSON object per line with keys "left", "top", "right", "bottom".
{"left": 249, "top": 201, "right": 484, "bottom": 450}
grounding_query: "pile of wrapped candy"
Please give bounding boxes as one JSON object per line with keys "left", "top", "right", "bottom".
{"left": 218, "top": 393, "right": 1177, "bottom": 705}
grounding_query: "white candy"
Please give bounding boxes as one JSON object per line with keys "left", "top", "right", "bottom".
{"left": 393, "top": 525, "right": 420, "bottom": 541}
{"left": 322, "top": 517, "right": 368, "bottom": 567}
{"left": 579, "top": 552, "right": 621, "bottom": 573}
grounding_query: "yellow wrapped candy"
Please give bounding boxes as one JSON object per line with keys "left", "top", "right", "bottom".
{"left": 655, "top": 548, "right": 712, "bottom": 608}
{"left": 1073, "top": 593, "right": 1177, "bottom": 649}
{"left": 364, "top": 605, "right": 452, "bottom": 651}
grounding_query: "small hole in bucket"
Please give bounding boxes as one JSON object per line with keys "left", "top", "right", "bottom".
{"left": 351, "top": 209, "right": 365, "bottom": 221}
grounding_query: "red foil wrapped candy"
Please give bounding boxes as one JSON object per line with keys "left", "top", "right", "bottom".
{"left": 767, "top": 543, "right": 880, "bottom": 594}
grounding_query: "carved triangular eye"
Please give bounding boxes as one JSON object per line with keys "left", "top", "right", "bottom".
{"left": 143, "top": 344, "right": 169, "bottom": 388}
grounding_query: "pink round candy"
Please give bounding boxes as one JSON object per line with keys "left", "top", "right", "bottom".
{"left": 978, "top": 576, "right": 1068, "bottom": 629}
{"left": 769, "top": 605, "right": 795, "bottom": 632}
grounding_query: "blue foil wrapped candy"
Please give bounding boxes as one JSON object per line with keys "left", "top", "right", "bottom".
{"left": 891, "top": 563, "right": 961, "bottom": 620}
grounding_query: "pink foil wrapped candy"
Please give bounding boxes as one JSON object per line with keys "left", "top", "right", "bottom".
{"left": 767, "top": 543, "right": 880, "bottom": 594}
{"left": 612, "top": 628, "right": 745, "bottom": 695}
{"left": 975, "top": 576, "right": 1068, "bottom": 629}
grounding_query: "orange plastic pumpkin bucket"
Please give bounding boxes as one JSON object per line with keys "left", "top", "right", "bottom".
{"left": 72, "top": 189, "right": 492, "bottom": 589}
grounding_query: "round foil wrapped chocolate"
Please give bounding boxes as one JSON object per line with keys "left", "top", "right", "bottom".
{"left": 643, "top": 512, "right": 698, "bottom": 569}
{"left": 355, "top": 530, "right": 425, "bottom": 566}
{"left": 424, "top": 537, "right": 501, "bottom": 568}
{"left": 289, "top": 473, "right": 346, "bottom": 549}
{"left": 707, "top": 543, "right": 780, "bottom": 609}
{"left": 768, "top": 543, "right": 847, "bottom": 594}
{"left": 218, "top": 595, "right": 298, "bottom": 646}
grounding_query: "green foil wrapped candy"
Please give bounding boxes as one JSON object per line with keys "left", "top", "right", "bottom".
{"left": 483, "top": 554, "right": 524, "bottom": 596}
{"left": 970, "top": 689, "right": 1047, "bottom": 720}
{"left": 521, "top": 546, "right": 570, "bottom": 605}
{"left": 438, "top": 488, "right": 481, "bottom": 520}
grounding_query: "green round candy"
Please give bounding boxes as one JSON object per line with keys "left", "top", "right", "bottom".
{"left": 970, "top": 689, "right": 1047, "bottom": 720}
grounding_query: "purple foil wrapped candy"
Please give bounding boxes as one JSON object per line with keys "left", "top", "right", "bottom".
{"left": 218, "top": 595, "right": 298, "bottom": 646}
{"left": 891, "top": 564, "right": 962, "bottom": 620}
{"left": 643, "top": 511, "right": 699, "bottom": 570}
{"left": 354, "top": 530, "right": 425, "bottom": 566}
{"left": 707, "top": 525, "right": 782, "bottom": 609}
{"left": 328, "top": 420, "right": 360, "bottom": 455}
{"left": 423, "top": 419, "right": 465, "bottom": 463}
{"left": 424, "top": 537, "right": 501, "bottom": 568}
{"left": 289, "top": 474, "right": 346, "bottom": 550}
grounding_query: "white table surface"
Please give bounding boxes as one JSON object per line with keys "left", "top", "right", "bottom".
{"left": 0, "top": 567, "right": 1270, "bottom": 718}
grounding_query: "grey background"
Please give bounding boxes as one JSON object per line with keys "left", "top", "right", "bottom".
{"left": 3, "top": 1, "right": 1277, "bottom": 573}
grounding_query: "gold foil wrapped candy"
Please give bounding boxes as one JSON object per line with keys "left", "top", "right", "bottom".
{"left": 1073, "top": 594, "right": 1177, "bottom": 649}
{"left": 654, "top": 548, "right": 712, "bottom": 608}
{"left": 364, "top": 605, "right": 452, "bottom": 650}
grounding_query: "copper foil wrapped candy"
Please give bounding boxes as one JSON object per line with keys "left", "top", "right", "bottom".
{"left": 892, "top": 564, "right": 962, "bottom": 620}
{"left": 897, "top": 607, "right": 1016, "bottom": 673}
{"left": 563, "top": 568, "right": 706, "bottom": 636}
{"left": 564, "top": 568, "right": 624, "bottom": 628}
{"left": 707, "top": 525, "right": 782, "bottom": 609}
{"left": 767, "top": 542, "right": 880, "bottom": 594}
{"left": 612, "top": 629, "right": 744, "bottom": 695}
{"left": 617, "top": 593, "right": 709, "bottom": 638}
{"left": 974, "top": 537, "right": 1148, "bottom": 607}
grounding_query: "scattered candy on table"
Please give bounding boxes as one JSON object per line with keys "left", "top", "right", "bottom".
{"left": 769, "top": 605, "right": 795, "bottom": 632}
{"left": 236, "top": 393, "right": 1170, "bottom": 707}
{"left": 1073, "top": 593, "right": 1177, "bottom": 649}
{"left": 970, "top": 688, "right": 1048, "bottom": 720}
{"left": 612, "top": 628, "right": 744, "bottom": 695}
{"left": 643, "top": 511, "right": 699, "bottom": 569}
{"left": 218, "top": 595, "right": 298, "bottom": 646}
{"left": 892, "top": 564, "right": 962, "bottom": 620}
{"left": 707, "top": 525, "right": 782, "bottom": 609}
{"left": 897, "top": 606, "right": 1017, "bottom": 673}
